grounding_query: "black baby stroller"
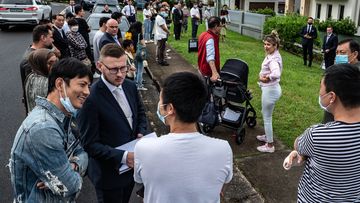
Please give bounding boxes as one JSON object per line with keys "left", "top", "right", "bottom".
{"left": 198, "top": 59, "right": 257, "bottom": 144}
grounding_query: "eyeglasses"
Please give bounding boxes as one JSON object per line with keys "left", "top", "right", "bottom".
{"left": 101, "top": 62, "right": 129, "bottom": 74}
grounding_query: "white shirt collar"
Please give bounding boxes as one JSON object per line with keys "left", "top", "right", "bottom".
{"left": 101, "top": 74, "right": 123, "bottom": 93}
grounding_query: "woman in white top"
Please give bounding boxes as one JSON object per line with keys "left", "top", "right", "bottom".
{"left": 134, "top": 72, "right": 233, "bottom": 203}
{"left": 143, "top": 3, "right": 152, "bottom": 43}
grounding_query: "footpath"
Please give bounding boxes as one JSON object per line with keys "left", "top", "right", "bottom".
{"left": 140, "top": 43, "right": 305, "bottom": 203}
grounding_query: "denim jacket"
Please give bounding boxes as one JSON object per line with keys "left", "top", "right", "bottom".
{"left": 9, "top": 97, "right": 88, "bottom": 203}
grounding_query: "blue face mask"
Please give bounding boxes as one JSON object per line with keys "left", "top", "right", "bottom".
{"left": 60, "top": 81, "right": 78, "bottom": 117}
{"left": 160, "top": 12, "right": 168, "bottom": 18}
{"left": 335, "top": 54, "right": 348, "bottom": 64}
{"left": 156, "top": 103, "right": 169, "bottom": 124}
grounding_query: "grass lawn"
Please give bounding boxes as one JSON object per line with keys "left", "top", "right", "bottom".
{"left": 138, "top": 13, "right": 324, "bottom": 147}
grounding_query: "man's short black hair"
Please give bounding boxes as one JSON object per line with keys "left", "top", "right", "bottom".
{"left": 66, "top": 12, "right": 74, "bottom": 19}
{"left": 111, "top": 12, "right": 122, "bottom": 20}
{"left": 338, "top": 38, "right": 360, "bottom": 60}
{"left": 324, "top": 63, "right": 360, "bottom": 108}
{"left": 32, "top": 24, "right": 52, "bottom": 43}
{"left": 48, "top": 57, "right": 93, "bottom": 93}
{"left": 74, "top": 4, "right": 83, "bottom": 14}
{"left": 122, "top": 39, "right": 133, "bottom": 49}
{"left": 208, "top": 16, "right": 221, "bottom": 29}
{"left": 53, "top": 13, "right": 64, "bottom": 21}
{"left": 161, "top": 72, "right": 208, "bottom": 123}
{"left": 99, "top": 16, "right": 110, "bottom": 27}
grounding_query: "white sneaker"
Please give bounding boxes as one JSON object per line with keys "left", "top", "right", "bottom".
{"left": 149, "top": 40, "right": 154, "bottom": 43}
{"left": 257, "top": 144, "right": 275, "bottom": 153}
{"left": 256, "top": 135, "right": 267, "bottom": 142}
{"left": 166, "top": 56, "right": 171, "bottom": 59}
{"left": 137, "top": 87, "right": 148, "bottom": 91}
{"left": 166, "top": 49, "right": 171, "bottom": 53}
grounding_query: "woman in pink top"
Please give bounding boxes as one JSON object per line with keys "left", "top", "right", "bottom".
{"left": 256, "top": 31, "right": 282, "bottom": 153}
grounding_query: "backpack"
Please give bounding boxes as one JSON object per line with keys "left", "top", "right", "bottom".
{"left": 135, "top": 34, "right": 147, "bottom": 61}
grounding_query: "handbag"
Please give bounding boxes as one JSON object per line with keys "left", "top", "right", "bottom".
{"left": 198, "top": 94, "right": 218, "bottom": 127}
{"left": 135, "top": 34, "right": 147, "bottom": 61}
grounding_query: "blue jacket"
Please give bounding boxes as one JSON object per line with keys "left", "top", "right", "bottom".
{"left": 9, "top": 97, "right": 88, "bottom": 203}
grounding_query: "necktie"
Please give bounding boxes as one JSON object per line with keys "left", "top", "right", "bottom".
{"left": 113, "top": 88, "right": 133, "bottom": 128}
{"left": 71, "top": 6, "right": 74, "bottom": 13}
{"left": 61, "top": 29, "right": 66, "bottom": 39}
{"left": 307, "top": 25, "right": 311, "bottom": 33}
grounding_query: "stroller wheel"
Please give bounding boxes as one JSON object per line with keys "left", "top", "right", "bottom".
{"left": 235, "top": 128, "right": 245, "bottom": 145}
{"left": 197, "top": 122, "right": 213, "bottom": 135}
{"left": 246, "top": 116, "right": 257, "bottom": 128}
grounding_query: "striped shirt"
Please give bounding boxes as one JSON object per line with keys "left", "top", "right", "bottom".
{"left": 296, "top": 121, "right": 360, "bottom": 202}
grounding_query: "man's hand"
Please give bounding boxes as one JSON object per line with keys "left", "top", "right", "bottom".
{"left": 126, "top": 152, "right": 134, "bottom": 168}
{"left": 210, "top": 72, "right": 220, "bottom": 82}
{"left": 325, "top": 49, "right": 330, "bottom": 53}
{"left": 137, "top": 133, "right": 143, "bottom": 138}
{"left": 283, "top": 150, "right": 306, "bottom": 170}
{"left": 37, "top": 181, "right": 48, "bottom": 190}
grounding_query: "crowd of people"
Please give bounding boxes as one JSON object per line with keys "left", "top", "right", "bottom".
{"left": 8, "top": 0, "right": 360, "bottom": 201}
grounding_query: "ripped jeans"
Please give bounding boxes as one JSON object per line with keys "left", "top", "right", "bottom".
{"left": 261, "top": 84, "right": 281, "bottom": 143}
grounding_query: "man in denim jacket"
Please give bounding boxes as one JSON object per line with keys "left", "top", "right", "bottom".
{"left": 9, "top": 58, "right": 93, "bottom": 202}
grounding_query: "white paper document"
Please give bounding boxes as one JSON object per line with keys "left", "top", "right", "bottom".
{"left": 116, "top": 132, "right": 157, "bottom": 174}
{"left": 223, "top": 107, "right": 241, "bottom": 121}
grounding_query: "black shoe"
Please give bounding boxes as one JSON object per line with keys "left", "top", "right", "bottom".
{"left": 308, "top": 62, "right": 312, "bottom": 67}
{"left": 158, "top": 61, "right": 169, "bottom": 66}
{"left": 303, "top": 61, "right": 307, "bottom": 66}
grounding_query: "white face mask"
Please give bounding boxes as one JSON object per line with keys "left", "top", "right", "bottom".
{"left": 71, "top": 26, "right": 79, "bottom": 32}
{"left": 318, "top": 93, "right": 332, "bottom": 112}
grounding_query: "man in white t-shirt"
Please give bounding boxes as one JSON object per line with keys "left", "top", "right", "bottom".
{"left": 190, "top": 3, "right": 200, "bottom": 38}
{"left": 154, "top": 6, "right": 170, "bottom": 66}
{"left": 134, "top": 72, "right": 233, "bottom": 203}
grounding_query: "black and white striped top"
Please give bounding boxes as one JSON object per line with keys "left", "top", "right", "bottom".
{"left": 297, "top": 121, "right": 360, "bottom": 202}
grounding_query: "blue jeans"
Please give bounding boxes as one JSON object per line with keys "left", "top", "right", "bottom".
{"left": 144, "top": 19, "right": 151, "bottom": 41}
{"left": 135, "top": 59, "right": 144, "bottom": 88}
{"left": 261, "top": 84, "right": 281, "bottom": 143}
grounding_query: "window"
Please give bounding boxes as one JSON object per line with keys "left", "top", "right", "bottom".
{"left": 339, "top": 5, "right": 344, "bottom": 20}
{"left": 316, "top": 4, "right": 321, "bottom": 19}
{"left": 327, "top": 4, "right": 332, "bottom": 19}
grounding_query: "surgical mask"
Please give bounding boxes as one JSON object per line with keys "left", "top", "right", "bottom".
{"left": 70, "top": 26, "right": 79, "bottom": 32}
{"left": 318, "top": 94, "right": 331, "bottom": 112}
{"left": 160, "top": 11, "right": 168, "bottom": 18}
{"left": 60, "top": 81, "right": 78, "bottom": 117}
{"left": 335, "top": 54, "right": 348, "bottom": 64}
{"left": 156, "top": 103, "right": 169, "bottom": 124}
{"left": 194, "top": 5, "right": 198, "bottom": 8}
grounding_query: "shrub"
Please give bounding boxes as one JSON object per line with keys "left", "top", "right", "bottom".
{"left": 318, "top": 17, "right": 356, "bottom": 36}
{"left": 251, "top": 7, "right": 276, "bottom": 17}
{"left": 263, "top": 13, "right": 321, "bottom": 48}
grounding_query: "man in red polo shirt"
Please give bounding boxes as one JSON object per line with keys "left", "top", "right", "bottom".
{"left": 198, "top": 16, "right": 222, "bottom": 82}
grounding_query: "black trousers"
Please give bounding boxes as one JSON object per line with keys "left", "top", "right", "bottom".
{"left": 324, "top": 53, "right": 335, "bottom": 68}
{"left": 174, "top": 23, "right": 182, "bottom": 40}
{"left": 302, "top": 42, "right": 313, "bottom": 65}
{"left": 95, "top": 181, "right": 134, "bottom": 203}
{"left": 191, "top": 18, "right": 198, "bottom": 38}
{"left": 157, "top": 38, "right": 166, "bottom": 63}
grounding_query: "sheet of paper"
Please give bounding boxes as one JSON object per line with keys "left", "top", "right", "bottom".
{"left": 223, "top": 107, "right": 241, "bottom": 121}
{"left": 116, "top": 132, "right": 157, "bottom": 174}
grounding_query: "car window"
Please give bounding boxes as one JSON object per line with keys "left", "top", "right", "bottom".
{"left": 87, "top": 16, "right": 100, "bottom": 30}
{"left": 1, "top": 0, "right": 33, "bottom": 4}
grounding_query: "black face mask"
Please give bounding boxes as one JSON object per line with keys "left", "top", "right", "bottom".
{"left": 308, "top": 23, "right": 313, "bottom": 25}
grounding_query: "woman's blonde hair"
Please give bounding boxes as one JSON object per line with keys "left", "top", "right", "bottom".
{"left": 263, "top": 30, "right": 280, "bottom": 49}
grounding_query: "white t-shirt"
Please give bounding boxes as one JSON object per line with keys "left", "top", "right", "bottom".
{"left": 190, "top": 7, "right": 200, "bottom": 19}
{"left": 154, "top": 15, "right": 167, "bottom": 40}
{"left": 93, "top": 30, "right": 105, "bottom": 63}
{"left": 134, "top": 132, "right": 233, "bottom": 203}
{"left": 143, "top": 8, "right": 151, "bottom": 20}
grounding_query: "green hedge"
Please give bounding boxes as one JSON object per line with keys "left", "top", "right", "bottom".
{"left": 317, "top": 17, "right": 357, "bottom": 36}
{"left": 250, "top": 7, "right": 275, "bottom": 17}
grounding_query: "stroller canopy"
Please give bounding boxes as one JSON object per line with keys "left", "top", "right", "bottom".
{"left": 220, "top": 59, "right": 249, "bottom": 88}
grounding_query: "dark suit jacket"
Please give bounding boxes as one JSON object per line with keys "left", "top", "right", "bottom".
{"left": 77, "top": 78, "right": 147, "bottom": 189}
{"left": 299, "top": 24, "right": 317, "bottom": 44}
{"left": 173, "top": 8, "right": 183, "bottom": 25}
{"left": 99, "top": 32, "right": 118, "bottom": 51}
{"left": 322, "top": 33, "right": 338, "bottom": 57}
{"left": 52, "top": 27, "right": 70, "bottom": 58}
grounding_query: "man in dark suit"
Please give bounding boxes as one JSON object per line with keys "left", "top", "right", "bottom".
{"left": 299, "top": 17, "right": 317, "bottom": 67}
{"left": 52, "top": 14, "right": 70, "bottom": 58}
{"left": 173, "top": 2, "right": 183, "bottom": 40}
{"left": 77, "top": 43, "right": 148, "bottom": 203}
{"left": 322, "top": 26, "right": 338, "bottom": 68}
{"left": 99, "top": 19, "right": 121, "bottom": 51}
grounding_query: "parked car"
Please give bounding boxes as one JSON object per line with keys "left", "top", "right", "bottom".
{"left": 75, "top": 0, "right": 96, "bottom": 11}
{"left": 91, "top": 1, "right": 121, "bottom": 14}
{"left": 0, "top": 0, "right": 52, "bottom": 30}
